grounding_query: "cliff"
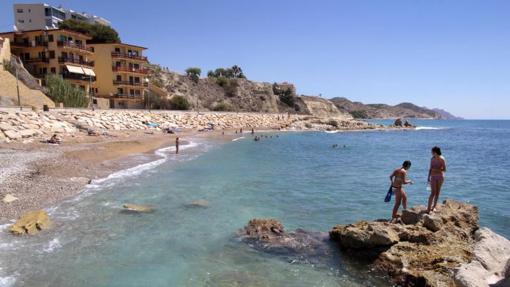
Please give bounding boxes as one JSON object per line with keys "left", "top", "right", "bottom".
{"left": 330, "top": 97, "right": 460, "bottom": 119}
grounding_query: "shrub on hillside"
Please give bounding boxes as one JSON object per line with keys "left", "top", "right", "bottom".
{"left": 45, "top": 74, "right": 89, "bottom": 107}
{"left": 185, "top": 67, "right": 201, "bottom": 83}
{"left": 350, "top": 110, "right": 368, "bottom": 119}
{"left": 59, "top": 19, "right": 120, "bottom": 43}
{"left": 169, "top": 96, "right": 190, "bottom": 110}
{"left": 212, "top": 101, "right": 234, "bottom": 111}
{"left": 207, "top": 66, "right": 246, "bottom": 79}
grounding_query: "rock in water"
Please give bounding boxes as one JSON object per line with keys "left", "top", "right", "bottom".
{"left": 454, "top": 227, "right": 510, "bottom": 287}
{"left": 185, "top": 199, "right": 209, "bottom": 208}
{"left": 122, "top": 204, "right": 155, "bottom": 213}
{"left": 9, "top": 210, "right": 51, "bottom": 235}
{"left": 329, "top": 200, "right": 479, "bottom": 286}
{"left": 238, "top": 218, "right": 334, "bottom": 263}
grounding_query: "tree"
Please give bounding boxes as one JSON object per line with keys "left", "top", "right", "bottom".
{"left": 185, "top": 67, "right": 201, "bottom": 83}
{"left": 59, "top": 19, "right": 120, "bottom": 43}
{"left": 231, "top": 65, "right": 245, "bottom": 78}
{"left": 45, "top": 74, "right": 89, "bottom": 107}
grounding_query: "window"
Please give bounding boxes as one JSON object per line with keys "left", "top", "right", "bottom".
{"left": 117, "top": 88, "right": 123, "bottom": 95}
{"left": 17, "top": 9, "right": 23, "bottom": 13}
{"left": 116, "top": 75, "right": 122, "bottom": 81}
{"left": 45, "top": 19, "right": 52, "bottom": 27}
{"left": 50, "top": 67, "right": 56, "bottom": 73}
{"left": 115, "top": 48, "right": 120, "bottom": 53}
{"left": 45, "top": 8, "right": 51, "bottom": 16}
{"left": 17, "top": 19, "right": 24, "bottom": 23}
{"left": 49, "top": 51, "right": 55, "bottom": 59}
{"left": 48, "top": 35, "right": 53, "bottom": 42}
{"left": 130, "top": 89, "right": 135, "bottom": 96}
{"left": 29, "top": 19, "right": 32, "bottom": 23}
{"left": 134, "top": 77, "right": 140, "bottom": 83}
{"left": 135, "top": 90, "right": 141, "bottom": 96}
{"left": 79, "top": 86, "right": 85, "bottom": 91}
{"left": 28, "top": 9, "right": 31, "bottom": 13}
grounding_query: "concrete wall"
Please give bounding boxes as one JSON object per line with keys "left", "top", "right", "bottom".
{"left": 0, "top": 37, "right": 11, "bottom": 70}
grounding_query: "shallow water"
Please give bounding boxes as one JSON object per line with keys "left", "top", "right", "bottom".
{"left": 1, "top": 120, "right": 509, "bottom": 286}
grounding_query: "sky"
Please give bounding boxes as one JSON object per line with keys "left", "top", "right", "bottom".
{"left": 1, "top": 1, "right": 509, "bottom": 119}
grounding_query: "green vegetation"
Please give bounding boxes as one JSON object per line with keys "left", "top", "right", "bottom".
{"left": 349, "top": 110, "right": 369, "bottom": 119}
{"left": 59, "top": 19, "right": 120, "bottom": 43}
{"left": 212, "top": 101, "right": 234, "bottom": 111}
{"left": 185, "top": 67, "right": 201, "bottom": 83}
{"left": 207, "top": 65, "right": 246, "bottom": 79}
{"left": 169, "top": 96, "right": 190, "bottom": 110}
{"left": 327, "top": 119, "right": 339, "bottom": 128}
{"left": 45, "top": 74, "right": 89, "bottom": 107}
{"left": 272, "top": 83, "right": 295, "bottom": 107}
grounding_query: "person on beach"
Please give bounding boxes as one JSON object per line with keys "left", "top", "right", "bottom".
{"left": 251, "top": 128, "right": 254, "bottom": 135}
{"left": 175, "top": 137, "right": 180, "bottom": 154}
{"left": 389, "top": 160, "right": 414, "bottom": 222}
{"left": 427, "top": 146, "right": 446, "bottom": 213}
{"left": 48, "top": 134, "right": 61, "bottom": 144}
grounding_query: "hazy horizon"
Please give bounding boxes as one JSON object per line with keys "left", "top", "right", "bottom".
{"left": 1, "top": 0, "right": 509, "bottom": 119}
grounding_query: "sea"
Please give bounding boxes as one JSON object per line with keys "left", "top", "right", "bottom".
{"left": 0, "top": 120, "right": 509, "bottom": 287}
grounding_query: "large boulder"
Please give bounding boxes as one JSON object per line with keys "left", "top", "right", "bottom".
{"left": 329, "top": 221, "right": 399, "bottom": 249}
{"left": 454, "top": 228, "right": 510, "bottom": 287}
{"left": 329, "top": 200, "right": 480, "bottom": 287}
{"left": 9, "top": 210, "right": 51, "bottom": 235}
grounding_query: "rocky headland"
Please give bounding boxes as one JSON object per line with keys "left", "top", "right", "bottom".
{"left": 239, "top": 200, "right": 510, "bottom": 287}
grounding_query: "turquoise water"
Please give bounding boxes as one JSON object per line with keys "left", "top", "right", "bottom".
{"left": 1, "top": 120, "right": 509, "bottom": 286}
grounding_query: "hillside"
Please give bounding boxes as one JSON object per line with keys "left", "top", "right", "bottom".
{"left": 330, "top": 97, "right": 460, "bottom": 119}
{"left": 150, "top": 67, "right": 352, "bottom": 119}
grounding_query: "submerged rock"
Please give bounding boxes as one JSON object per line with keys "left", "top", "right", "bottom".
{"left": 329, "top": 199, "right": 479, "bottom": 286}
{"left": 9, "top": 210, "right": 51, "bottom": 235}
{"left": 185, "top": 199, "right": 209, "bottom": 208}
{"left": 238, "top": 218, "right": 333, "bottom": 263}
{"left": 122, "top": 204, "right": 155, "bottom": 213}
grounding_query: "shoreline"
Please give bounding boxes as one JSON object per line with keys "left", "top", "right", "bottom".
{"left": 0, "top": 108, "right": 416, "bottom": 223}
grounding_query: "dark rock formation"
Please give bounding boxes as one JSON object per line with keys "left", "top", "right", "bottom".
{"left": 237, "top": 218, "right": 334, "bottom": 264}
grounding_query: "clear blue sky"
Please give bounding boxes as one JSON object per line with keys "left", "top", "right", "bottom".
{"left": 1, "top": 1, "right": 509, "bottom": 119}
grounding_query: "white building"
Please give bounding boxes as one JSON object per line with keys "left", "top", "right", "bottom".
{"left": 13, "top": 3, "right": 110, "bottom": 31}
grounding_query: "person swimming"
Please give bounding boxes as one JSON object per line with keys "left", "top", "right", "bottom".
{"left": 427, "top": 146, "right": 446, "bottom": 213}
{"left": 389, "top": 160, "right": 414, "bottom": 222}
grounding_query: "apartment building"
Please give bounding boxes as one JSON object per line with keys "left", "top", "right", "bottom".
{"left": 14, "top": 3, "right": 110, "bottom": 31}
{"left": 89, "top": 43, "right": 149, "bottom": 109}
{"left": 0, "top": 29, "right": 96, "bottom": 97}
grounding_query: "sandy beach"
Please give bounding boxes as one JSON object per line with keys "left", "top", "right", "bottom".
{"left": 0, "top": 128, "right": 237, "bottom": 221}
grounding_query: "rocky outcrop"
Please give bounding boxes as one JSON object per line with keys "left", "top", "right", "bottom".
{"left": 237, "top": 218, "right": 333, "bottom": 264}
{"left": 329, "top": 200, "right": 479, "bottom": 286}
{"left": 122, "top": 204, "right": 155, "bottom": 213}
{"left": 454, "top": 228, "right": 510, "bottom": 287}
{"left": 300, "top": 96, "right": 352, "bottom": 119}
{"left": 9, "top": 209, "right": 51, "bottom": 235}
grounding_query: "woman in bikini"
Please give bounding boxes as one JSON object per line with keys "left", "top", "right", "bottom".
{"left": 389, "top": 160, "right": 413, "bottom": 222}
{"left": 427, "top": 146, "right": 446, "bottom": 213}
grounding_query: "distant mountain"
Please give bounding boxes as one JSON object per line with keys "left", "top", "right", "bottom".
{"left": 329, "top": 97, "right": 460, "bottom": 119}
{"left": 432, "top": 108, "right": 463, "bottom": 120}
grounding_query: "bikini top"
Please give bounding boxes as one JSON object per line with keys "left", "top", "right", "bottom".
{"left": 431, "top": 157, "right": 443, "bottom": 170}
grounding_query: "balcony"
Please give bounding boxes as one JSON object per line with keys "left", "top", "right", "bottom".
{"left": 113, "top": 80, "right": 148, "bottom": 87}
{"left": 58, "top": 57, "right": 94, "bottom": 67}
{"left": 62, "top": 73, "right": 96, "bottom": 81}
{"left": 57, "top": 41, "right": 93, "bottom": 53}
{"left": 11, "top": 41, "right": 48, "bottom": 48}
{"left": 113, "top": 94, "right": 143, "bottom": 99}
{"left": 23, "top": 57, "right": 50, "bottom": 63}
{"left": 112, "top": 66, "right": 149, "bottom": 74}
{"left": 111, "top": 52, "right": 147, "bottom": 61}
